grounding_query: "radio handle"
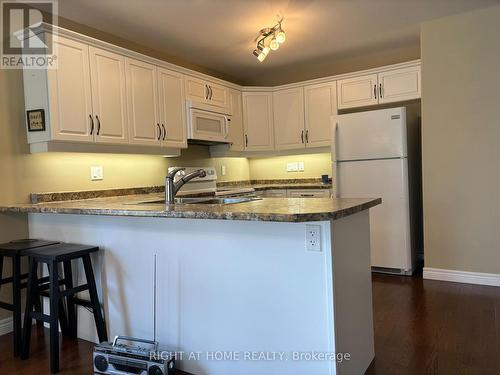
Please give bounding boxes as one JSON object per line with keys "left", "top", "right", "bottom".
{"left": 112, "top": 336, "right": 159, "bottom": 350}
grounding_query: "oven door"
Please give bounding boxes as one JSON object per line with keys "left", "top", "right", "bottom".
{"left": 188, "top": 108, "right": 230, "bottom": 142}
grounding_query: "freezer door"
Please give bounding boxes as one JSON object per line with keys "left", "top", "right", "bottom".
{"left": 332, "top": 107, "right": 407, "bottom": 161}
{"left": 336, "top": 158, "right": 412, "bottom": 270}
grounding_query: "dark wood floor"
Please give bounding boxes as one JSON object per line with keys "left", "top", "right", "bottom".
{"left": 1, "top": 274, "right": 499, "bottom": 374}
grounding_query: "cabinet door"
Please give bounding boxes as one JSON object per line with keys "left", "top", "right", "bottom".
{"left": 242, "top": 92, "right": 274, "bottom": 151}
{"left": 287, "top": 189, "right": 331, "bottom": 198}
{"left": 47, "top": 36, "right": 93, "bottom": 142}
{"left": 185, "top": 76, "right": 208, "bottom": 103}
{"left": 273, "top": 87, "right": 305, "bottom": 151}
{"left": 305, "top": 82, "right": 337, "bottom": 148}
{"left": 257, "top": 189, "right": 287, "bottom": 198}
{"left": 207, "top": 82, "right": 229, "bottom": 109}
{"left": 126, "top": 58, "right": 160, "bottom": 146}
{"left": 337, "top": 74, "right": 378, "bottom": 109}
{"left": 89, "top": 47, "right": 128, "bottom": 144}
{"left": 378, "top": 66, "right": 421, "bottom": 104}
{"left": 228, "top": 89, "right": 244, "bottom": 151}
{"left": 158, "top": 68, "right": 187, "bottom": 148}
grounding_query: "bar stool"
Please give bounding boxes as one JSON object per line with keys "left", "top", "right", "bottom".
{"left": 0, "top": 239, "right": 59, "bottom": 356}
{"left": 21, "top": 242, "right": 108, "bottom": 374}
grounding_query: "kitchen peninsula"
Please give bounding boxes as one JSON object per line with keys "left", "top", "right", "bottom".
{"left": 0, "top": 193, "right": 380, "bottom": 375}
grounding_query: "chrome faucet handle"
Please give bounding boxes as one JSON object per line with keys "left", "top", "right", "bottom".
{"left": 166, "top": 167, "right": 185, "bottom": 179}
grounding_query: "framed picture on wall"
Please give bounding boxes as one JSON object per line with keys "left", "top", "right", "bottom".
{"left": 26, "top": 109, "right": 46, "bottom": 132}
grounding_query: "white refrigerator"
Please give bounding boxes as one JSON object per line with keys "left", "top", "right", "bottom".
{"left": 331, "top": 107, "right": 422, "bottom": 274}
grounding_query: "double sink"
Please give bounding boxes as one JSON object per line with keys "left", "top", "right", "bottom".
{"left": 134, "top": 196, "right": 261, "bottom": 206}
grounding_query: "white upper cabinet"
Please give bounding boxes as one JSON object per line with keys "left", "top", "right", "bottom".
{"left": 337, "top": 74, "right": 378, "bottom": 109}
{"left": 274, "top": 88, "right": 305, "bottom": 151}
{"left": 242, "top": 92, "right": 274, "bottom": 151}
{"left": 126, "top": 58, "right": 160, "bottom": 146}
{"left": 89, "top": 47, "right": 128, "bottom": 144}
{"left": 337, "top": 65, "right": 421, "bottom": 109}
{"left": 228, "top": 89, "right": 244, "bottom": 151}
{"left": 185, "top": 75, "right": 229, "bottom": 109}
{"left": 46, "top": 36, "right": 93, "bottom": 142}
{"left": 157, "top": 68, "right": 187, "bottom": 148}
{"left": 378, "top": 66, "right": 421, "bottom": 104}
{"left": 304, "top": 81, "right": 337, "bottom": 148}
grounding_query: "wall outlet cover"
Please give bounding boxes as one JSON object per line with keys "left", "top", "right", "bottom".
{"left": 287, "top": 162, "right": 298, "bottom": 172}
{"left": 90, "top": 166, "right": 103, "bottom": 181}
{"left": 221, "top": 165, "right": 227, "bottom": 176}
{"left": 298, "top": 162, "right": 304, "bottom": 171}
{"left": 305, "top": 224, "right": 322, "bottom": 252}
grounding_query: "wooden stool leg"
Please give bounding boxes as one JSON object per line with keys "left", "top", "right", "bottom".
{"left": 49, "top": 260, "right": 60, "bottom": 373}
{"left": 63, "top": 260, "right": 77, "bottom": 338}
{"left": 12, "top": 256, "right": 22, "bottom": 357}
{"left": 82, "top": 254, "right": 107, "bottom": 342}
{"left": 21, "top": 258, "right": 38, "bottom": 360}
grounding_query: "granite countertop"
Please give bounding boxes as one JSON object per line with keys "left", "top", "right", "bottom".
{"left": 0, "top": 193, "right": 381, "bottom": 223}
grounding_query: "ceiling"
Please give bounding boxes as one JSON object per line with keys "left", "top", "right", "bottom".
{"left": 55, "top": 0, "right": 500, "bottom": 85}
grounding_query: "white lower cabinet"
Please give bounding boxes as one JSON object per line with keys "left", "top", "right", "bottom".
{"left": 258, "top": 189, "right": 331, "bottom": 198}
{"left": 287, "top": 189, "right": 331, "bottom": 198}
{"left": 257, "top": 189, "right": 288, "bottom": 198}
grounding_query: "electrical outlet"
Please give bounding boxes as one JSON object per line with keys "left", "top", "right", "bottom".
{"left": 305, "top": 225, "right": 322, "bottom": 251}
{"left": 298, "top": 161, "right": 304, "bottom": 171}
{"left": 90, "top": 166, "right": 103, "bottom": 181}
{"left": 287, "top": 162, "right": 298, "bottom": 172}
{"left": 221, "top": 165, "right": 226, "bottom": 176}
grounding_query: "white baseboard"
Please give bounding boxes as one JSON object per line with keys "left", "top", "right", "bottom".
{"left": 423, "top": 267, "right": 500, "bottom": 287}
{"left": 0, "top": 316, "right": 13, "bottom": 336}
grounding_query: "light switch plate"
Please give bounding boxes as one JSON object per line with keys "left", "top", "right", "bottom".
{"left": 298, "top": 162, "right": 304, "bottom": 171}
{"left": 287, "top": 162, "right": 298, "bottom": 172}
{"left": 90, "top": 166, "right": 103, "bottom": 181}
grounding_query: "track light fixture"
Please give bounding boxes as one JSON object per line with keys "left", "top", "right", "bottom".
{"left": 253, "top": 17, "right": 286, "bottom": 62}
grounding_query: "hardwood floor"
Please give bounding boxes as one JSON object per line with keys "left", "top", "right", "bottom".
{"left": 1, "top": 274, "right": 499, "bottom": 374}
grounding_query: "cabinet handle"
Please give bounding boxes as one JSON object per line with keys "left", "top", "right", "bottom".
{"left": 161, "top": 124, "right": 166, "bottom": 141}
{"left": 205, "top": 84, "right": 208, "bottom": 100}
{"left": 301, "top": 130, "right": 304, "bottom": 144}
{"left": 374, "top": 84, "right": 377, "bottom": 99}
{"left": 209, "top": 85, "right": 213, "bottom": 100}
{"left": 96, "top": 115, "right": 101, "bottom": 135}
{"left": 245, "top": 134, "right": 248, "bottom": 147}
{"left": 157, "top": 124, "right": 161, "bottom": 140}
{"left": 305, "top": 130, "right": 309, "bottom": 143}
{"left": 89, "top": 115, "right": 94, "bottom": 135}
{"left": 379, "top": 83, "right": 383, "bottom": 98}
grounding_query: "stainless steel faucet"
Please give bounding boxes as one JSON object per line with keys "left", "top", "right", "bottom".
{"left": 165, "top": 168, "right": 207, "bottom": 204}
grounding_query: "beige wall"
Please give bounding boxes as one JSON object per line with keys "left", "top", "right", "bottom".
{"left": 421, "top": 5, "right": 500, "bottom": 273}
{"left": 249, "top": 153, "right": 331, "bottom": 180}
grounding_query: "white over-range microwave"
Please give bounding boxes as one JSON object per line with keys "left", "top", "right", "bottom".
{"left": 187, "top": 101, "right": 232, "bottom": 143}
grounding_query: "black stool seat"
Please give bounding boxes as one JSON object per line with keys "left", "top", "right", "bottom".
{"left": 21, "top": 242, "right": 107, "bottom": 374}
{"left": 23, "top": 242, "right": 99, "bottom": 261}
{"left": 0, "top": 239, "right": 58, "bottom": 356}
{"left": 0, "top": 239, "right": 59, "bottom": 256}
